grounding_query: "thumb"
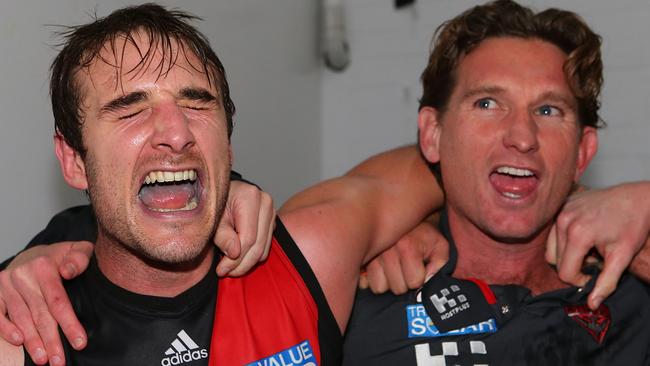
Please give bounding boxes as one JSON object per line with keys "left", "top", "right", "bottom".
{"left": 214, "top": 220, "right": 241, "bottom": 260}
{"left": 423, "top": 245, "right": 448, "bottom": 282}
{"left": 59, "top": 241, "right": 94, "bottom": 280}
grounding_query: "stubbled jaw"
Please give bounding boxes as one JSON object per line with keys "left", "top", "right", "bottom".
{"left": 138, "top": 169, "right": 201, "bottom": 212}
{"left": 489, "top": 165, "right": 538, "bottom": 200}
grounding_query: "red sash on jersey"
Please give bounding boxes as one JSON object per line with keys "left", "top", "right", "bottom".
{"left": 209, "top": 238, "right": 322, "bottom": 365}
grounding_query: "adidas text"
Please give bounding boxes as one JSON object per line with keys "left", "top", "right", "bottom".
{"left": 161, "top": 349, "right": 208, "bottom": 366}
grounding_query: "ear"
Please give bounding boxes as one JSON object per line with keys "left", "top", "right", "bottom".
{"left": 54, "top": 134, "right": 88, "bottom": 190}
{"left": 418, "top": 107, "right": 443, "bottom": 164}
{"left": 573, "top": 126, "right": 598, "bottom": 181}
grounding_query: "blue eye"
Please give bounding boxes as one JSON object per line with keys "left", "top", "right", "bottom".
{"left": 475, "top": 98, "right": 496, "bottom": 109}
{"left": 537, "top": 105, "right": 561, "bottom": 116}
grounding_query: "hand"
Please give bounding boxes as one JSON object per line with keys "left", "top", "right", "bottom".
{"left": 215, "top": 180, "right": 276, "bottom": 276}
{"left": 359, "top": 218, "right": 449, "bottom": 294}
{"left": 547, "top": 182, "right": 650, "bottom": 310}
{"left": 0, "top": 241, "right": 93, "bottom": 366}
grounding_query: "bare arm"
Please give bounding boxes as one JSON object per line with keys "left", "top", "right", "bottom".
{"left": 279, "top": 145, "right": 444, "bottom": 331}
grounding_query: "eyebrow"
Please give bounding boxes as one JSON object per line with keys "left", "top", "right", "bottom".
{"left": 460, "top": 85, "right": 505, "bottom": 101}
{"left": 178, "top": 87, "right": 218, "bottom": 103}
{"left": 100, "top": 91, "right": 149, "bottom": 114}
{"left": 535, "top": 91, "right": 577, "bottom": 109}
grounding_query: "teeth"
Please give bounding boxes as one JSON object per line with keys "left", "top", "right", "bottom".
{"left": 148, "top": 198, "right": 198, "bottom": 212}
{"left": 143, "top": 170, "right": 198, "bottom": 184}
{"left": 496, "top": 166, "right": 533, "bottom": 177}
{"left": 502, "top": 192, "right": 521, "bottom": 199}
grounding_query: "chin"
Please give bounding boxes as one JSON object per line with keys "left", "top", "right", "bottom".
{"left": 133, "top": 236, "right": 212, "bottom": 267}
{"left": 482, "top": 220, "right": 548, "bottom": 245}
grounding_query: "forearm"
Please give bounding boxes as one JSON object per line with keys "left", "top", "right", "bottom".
{"left": 344, "top": 145, "right": 445, "bottom": 261}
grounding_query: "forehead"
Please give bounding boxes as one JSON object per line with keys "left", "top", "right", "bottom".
{"left": 454, "top": 37, "right": 571, "bottom": 96}
{"left": 77, "top": 31, "right": 217, "bottom": 101}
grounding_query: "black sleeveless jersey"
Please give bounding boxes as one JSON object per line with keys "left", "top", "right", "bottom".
{"left": 342, "top": 212, "right": 650, "bottom": 365}
{"left": 24, "top": 254, "right": 217, "bottom": 366}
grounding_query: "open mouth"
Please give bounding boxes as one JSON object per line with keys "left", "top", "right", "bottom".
{"left": 138, "top": 169, "right": 200, "bottom": 212}
{"left": 489, "top": 166, "right": 538, "bottom": 199}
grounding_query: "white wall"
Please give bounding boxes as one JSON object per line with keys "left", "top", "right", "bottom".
{"left": 0, "top": 0, "right": 322, "bottom": 259}
{"left": 2, "top": 0, "right": 649, "bottom": 260}
{"left": 321, "top": 0, "right": 650, "bottom": 187}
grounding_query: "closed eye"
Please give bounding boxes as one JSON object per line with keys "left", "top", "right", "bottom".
{"left": 182, "top": 105, "right": 210, "bottom": 111}
{"left": 118, "top": 109, "right": 145, "bottom": 120}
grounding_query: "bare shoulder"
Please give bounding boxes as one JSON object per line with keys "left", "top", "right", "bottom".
{"left": 279, "top": 177, "right": 378, "bottom": 331}
{"left": 0, "top": 340, "right": 23, "bottom": 366}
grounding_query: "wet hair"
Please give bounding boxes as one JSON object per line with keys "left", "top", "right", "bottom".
{"left": 419, "top": 0, "right": 603, "bottom": 129}
{"left": 50, "top": 3, "right": 235, "bottom": 157}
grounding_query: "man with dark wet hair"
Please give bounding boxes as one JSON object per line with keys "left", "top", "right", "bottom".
{"left": 0, "top": 4, "right": 445, "bottom": 365}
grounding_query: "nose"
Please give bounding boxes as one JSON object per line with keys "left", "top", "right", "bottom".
{"left": 502, "top": 110, "right": 539, "bottom": 154}
{"left": 150, "top": 103, "right": 196, "bottom": 153}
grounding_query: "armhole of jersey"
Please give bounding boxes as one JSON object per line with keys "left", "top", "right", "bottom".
{"left": 273, "top": 217, "right": 343, "bottom": 365}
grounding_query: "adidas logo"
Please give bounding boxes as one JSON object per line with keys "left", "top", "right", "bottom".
{"left": 160, "top": 330, "right": 208, "bottom": 366}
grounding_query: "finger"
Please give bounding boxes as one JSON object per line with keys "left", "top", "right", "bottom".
{"left": 216, "top": 256, "right": 238, "bottom": 277}
{"left": 214, "top": 214, "right": 242, "bottom": 261}
{"left": 395, "top": 245, "right": 426, "bottom": 290}
{"left": 255, "top": 193, "right": 275, "bottom": 262}
{"left": 545, "top": 224, "right": 558, "bottom": 265}
{"left": 423, "top": 238, "right": 449, "bottom": 280}
{"left": 358, "top": 271, "right": 369, "bottom": 289}
{"left": 229, "top": 183, "right": 262, "bottom": 258}
{"left": 0, "top": 297, "right": 23, "bottom": 345}
{"left": 377, "top": 251, "right": 409, "bottom": 295}
{"left": 4, "top": 271, "right": 48, "bottom": 365}
{"left": 6, "top": 297, "right": 48, "bottom": 364}
{"left": 225, "top": 241, "right": 264, "bottom": 277}
{"left": 219, "top": 194, "right": 275, "bottom": 277}
{"left": 58, "top": 241, "right": 93, "bottom": 280}
{"left": 40, "top": 274, "right": 87, "bottom": 351}
{"left": 261, "top": 215, "right": 275, "bottom": 261}
{"left": 11, "top": 270, "right": 64, "bottom": 365}
{"left": 554, "top": 212, "right": 571, "bottom": 270}
{"left": 555, "top": 221, "right": 591, "bottom": 287}
{"left": 556, "top": 246, "right": 590, "bottom": 287}
{"left": 588, "top": 249, "right": 631, "bottom": 310}
{"left": 365, "top": 259, "right": 389, "bottom": 294}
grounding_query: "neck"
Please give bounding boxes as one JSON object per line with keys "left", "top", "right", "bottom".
{"left": 94, "top": 235, "right": 214, "bottom": 298}
{"left": 447, "top": 209, "right": 565, "bottom": 295}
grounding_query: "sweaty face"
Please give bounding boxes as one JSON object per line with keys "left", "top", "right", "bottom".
{"left": 72, "top": 34, "right": 231, "bottom": 264}
{"left": 421, "top": 37, "right": 597, "bottom": 244}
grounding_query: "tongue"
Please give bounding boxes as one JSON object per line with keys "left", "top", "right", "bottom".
{"left": 139, "top": 183, "right": 196, "bottom": 210}
{"left": 490, "top": 173, "right": 537, "bottom": 197}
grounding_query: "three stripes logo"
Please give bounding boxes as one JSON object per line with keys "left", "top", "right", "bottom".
{"left": 160, "top": 330, "right": 208, "bottom": 366}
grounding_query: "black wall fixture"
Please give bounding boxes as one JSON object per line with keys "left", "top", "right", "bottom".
{"left": 395, "top": 0, "right": 415, "bottom": 9}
